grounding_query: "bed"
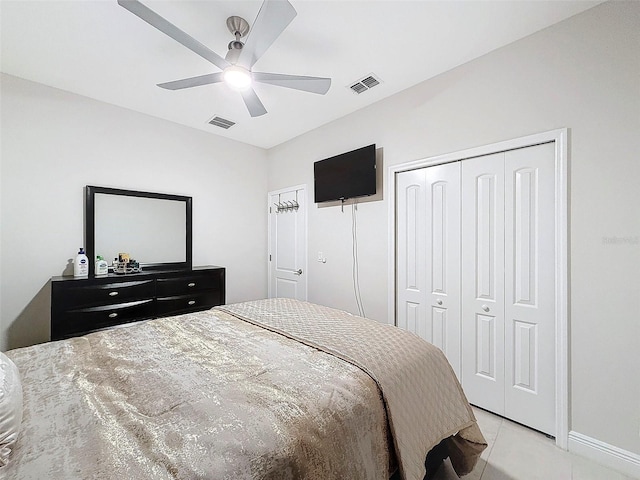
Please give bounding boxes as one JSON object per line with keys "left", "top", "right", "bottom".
{"left": 1, "top": 298, "right": 486, "bottom": 480}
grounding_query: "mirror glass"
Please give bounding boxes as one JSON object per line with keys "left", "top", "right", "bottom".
{"left": 95, "top": 194, "right": 186, "bottom": 264}
{"left": 86, "top": 186, "right": 192, "bottom": 275}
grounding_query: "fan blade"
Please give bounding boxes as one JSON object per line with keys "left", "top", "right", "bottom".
{"left": 237, "top": 0, "right": 296, "bottom": 70}
{"left": 253, "top": 72, "right": 331, "bottom": 95}
{"left": 240, "top": 88, "right": 268, "bottom": 117}
{"left": 157, "top": 73, "right": 224, "bottom": 90}
{"left": 118, "top": 0, "right": 230, "bottom": 71}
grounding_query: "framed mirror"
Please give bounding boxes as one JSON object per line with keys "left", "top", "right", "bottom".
{"left": 85, "top": 186, "right": 192, "bottom": 276}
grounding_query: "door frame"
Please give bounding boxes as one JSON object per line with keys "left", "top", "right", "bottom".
{"left": 267, "top": 184, "right": 308, "bottom": 300}
{"left": 387, "top": 128, "right": 569, "bottom": 448}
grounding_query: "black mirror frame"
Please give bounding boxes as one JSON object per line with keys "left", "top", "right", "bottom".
{"left": 85, "top": 185, "right": 193, "bottom": 277}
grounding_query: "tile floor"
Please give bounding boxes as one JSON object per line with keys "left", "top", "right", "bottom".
{"left": 432, "top": 407, "right": 636, "bottom": 480}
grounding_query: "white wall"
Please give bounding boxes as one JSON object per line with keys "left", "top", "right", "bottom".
{"left": 0, "top": 74, "right": 268, "bottom": 351}
{"left": 267, "top": 0, "right": 640, "bottom": 460}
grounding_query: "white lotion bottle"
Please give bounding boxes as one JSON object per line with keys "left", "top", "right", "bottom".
{"left": 74, "top": 247, "right": 89, "bottom": 277}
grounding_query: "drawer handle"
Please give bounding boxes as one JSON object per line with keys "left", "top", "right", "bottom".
{"left": 187, "top": 282, "right": 196, "bottom": 288}
{"left": 188, "top": 300, "right": 196, "bottom": 306}
{"left": 108, "top": 313, "right": 118, "bottom": 318}
{"left": 109, "top": 291, "right": 119, "bottom": 297}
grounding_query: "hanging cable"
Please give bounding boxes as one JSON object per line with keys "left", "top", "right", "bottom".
{"left": 351, "top": 200, "right": 365, "bottom": 317}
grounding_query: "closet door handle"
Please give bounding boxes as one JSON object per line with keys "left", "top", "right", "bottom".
{"left": 481, "top": 305, "right": 490, "bottom": 312}
{"left": 436, "top": 299, "right": 443, "bottom": 306}
{"left": 294, "top": 269, "right": 303, "bottom": 275}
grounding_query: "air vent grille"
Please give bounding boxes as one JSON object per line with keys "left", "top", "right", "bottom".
{"left": 350, "top": 83, "right": 368, "bottom": 94}
{"left": 361, "top": 76, "right": 380, "bottom": 88}
{"left": 348, "top": 74, "right": 382, "bottom": 94}
{"left": 208, "top": 116, "right": 235, "bottom": 129}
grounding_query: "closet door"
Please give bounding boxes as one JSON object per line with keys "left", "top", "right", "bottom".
{"left": 396, "top": 163, "right": 461, "bottom": 376}
{"left": 461, "top": 153, "right": 506, "bottom": 414}
{"left": 504, "top": 143, "right": 556, "bottom": 435}
{"left": 425, "top": 163, "right": 461, "bottom": 375}
{"left": 396, "top": 142, "right": 558, "bottom": 435}
{"left": 461, "top": 145, "right": 556, "bottom": 435}
{"left": 396, "top": 169, "right": 428, "bottom": 340}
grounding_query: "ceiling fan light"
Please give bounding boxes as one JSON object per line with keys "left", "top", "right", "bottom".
{"left": 223, "top": 66, "right": 252, "bottom": 91}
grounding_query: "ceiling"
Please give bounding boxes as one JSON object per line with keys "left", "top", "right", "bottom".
{"left": 1, "top": 0, "right": 601, "bottom": 149}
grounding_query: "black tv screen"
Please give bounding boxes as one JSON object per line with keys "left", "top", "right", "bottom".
{"left": 314, "top": 144, "right": 376, "bottom": 203}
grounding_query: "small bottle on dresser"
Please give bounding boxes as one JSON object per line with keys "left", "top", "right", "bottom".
{"left": 95, "top": 255, "right": 109, "bottom": 276}
{"left": 74, "top": 248, "right": 89, "bottom": 277}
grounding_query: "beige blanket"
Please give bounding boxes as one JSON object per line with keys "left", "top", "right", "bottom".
{"left": 6, "top": 307, "right": 392, "bottom": 479}
{"left": 5, "top": 299, "right": 485, "bottom": 480}
{"left": 219, "top": 299, "right": 486, "bottom": 480}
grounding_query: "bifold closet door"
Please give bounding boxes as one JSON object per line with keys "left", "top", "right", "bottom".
{"left": 503, "top": 143, "right": 556, "bottom": 435}
{"left": 461, "top": 153, "right": 506, "bottom": 415}
{"left": 396, "top": 162, "right": 461, "bottom": 377}
{"left": 461, "top": 143, "right": 556, "bottom": 436}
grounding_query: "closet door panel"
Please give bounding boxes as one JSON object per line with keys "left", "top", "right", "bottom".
{"left": 396, "top": 169, "right": 427, "bottom": 338}
{"left": 424, "top": 162, "right": 461, "bottom": 376}
{"left": 396, "top": 164, "right": 461, "bottom": 377}
{"left": 462, "top": 153, "right": 505, "bottom": 414}
{"left": 504, "top": 142, "right": 556, "bottom": 435}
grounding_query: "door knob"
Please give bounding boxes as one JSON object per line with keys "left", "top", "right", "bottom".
{"left": 481, "top": 305, "right": 490, "bottom": 312}
{"left": 436, "top": 299, "right": 443, "bottom": 305}
{"left": 294, "top": 269, "right": 303, "bottom": 275}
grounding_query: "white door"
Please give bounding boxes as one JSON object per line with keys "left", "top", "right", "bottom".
{"left": 461, "top": 144, "right": 556, "bottom": 435}
{"left": 396, "top": 162, "right": 462, "bottom": 377}
{"left": 268, "top": 186, "right": 307, "bottom": 300}
{"left": 503, "top": 143, "right": 556, "bottom": 434}
{"left": 396, "top": 168, "right": 427, "bottom": 340}
{"left": 461, "top": 153, "right": 507, "bottom": 415}
{"left": 396, "top": 142, "right": 557, "bottom": 436}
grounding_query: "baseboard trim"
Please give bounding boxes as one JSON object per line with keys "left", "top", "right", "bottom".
{"left": 568, "top": 431, "right": 640, "bottom": 478}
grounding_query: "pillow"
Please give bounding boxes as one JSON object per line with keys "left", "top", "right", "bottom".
{"left": 0, "top": 351, "right": 22, "bottom": 468}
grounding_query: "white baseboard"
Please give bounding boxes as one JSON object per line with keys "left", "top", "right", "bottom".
{"left": 568, "top": 431, "right": 640, "bottom": 478}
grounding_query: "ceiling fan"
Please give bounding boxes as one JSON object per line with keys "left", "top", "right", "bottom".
{"left": 118, "top": 0, "right": 331, "bottom": 117}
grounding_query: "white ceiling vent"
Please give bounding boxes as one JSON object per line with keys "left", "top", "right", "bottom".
{"left": 208, "top": 116, "right": 236, "bottom": 129}
{"left": 348, "top": 74, "right": 382, "bottom": 94}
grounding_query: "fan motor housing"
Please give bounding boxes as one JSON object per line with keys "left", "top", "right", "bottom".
{"left": 226, "top": 16, "right": 250, "bottom": 38}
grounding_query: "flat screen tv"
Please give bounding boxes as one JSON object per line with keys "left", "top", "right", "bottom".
{"left": 314, "top": 144, "right": 376, "bottom": 203}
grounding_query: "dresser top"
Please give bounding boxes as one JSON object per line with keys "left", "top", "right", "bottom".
{"left": 51, "top": 265, "right": 224, "bottom": 283}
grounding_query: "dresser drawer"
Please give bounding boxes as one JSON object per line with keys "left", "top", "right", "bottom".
{"left": 56, "top": 279, "right": 155, "bottom": 308}
{"left": 156, "top": 291, "right": 221, "bottom": 317}
{"left": 54, "top": 299, "right": 156, "bottom": 340}
{"left": 156, "top": 274, "right": 220, "bottom": 297}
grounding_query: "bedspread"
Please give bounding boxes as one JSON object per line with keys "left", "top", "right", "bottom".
{"left": 5, "top": 307, "right": 392, "bottom": 479}
{"left": 219, "top": 299, "right": 487, "bottom": 480}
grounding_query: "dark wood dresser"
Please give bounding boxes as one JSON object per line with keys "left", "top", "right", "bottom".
{"left": 51, "top": 266, "right": 225, "bottom": 340}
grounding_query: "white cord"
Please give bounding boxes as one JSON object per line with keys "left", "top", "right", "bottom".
{"left": 351, "top": 201, "right": 365, "bottom": 317}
